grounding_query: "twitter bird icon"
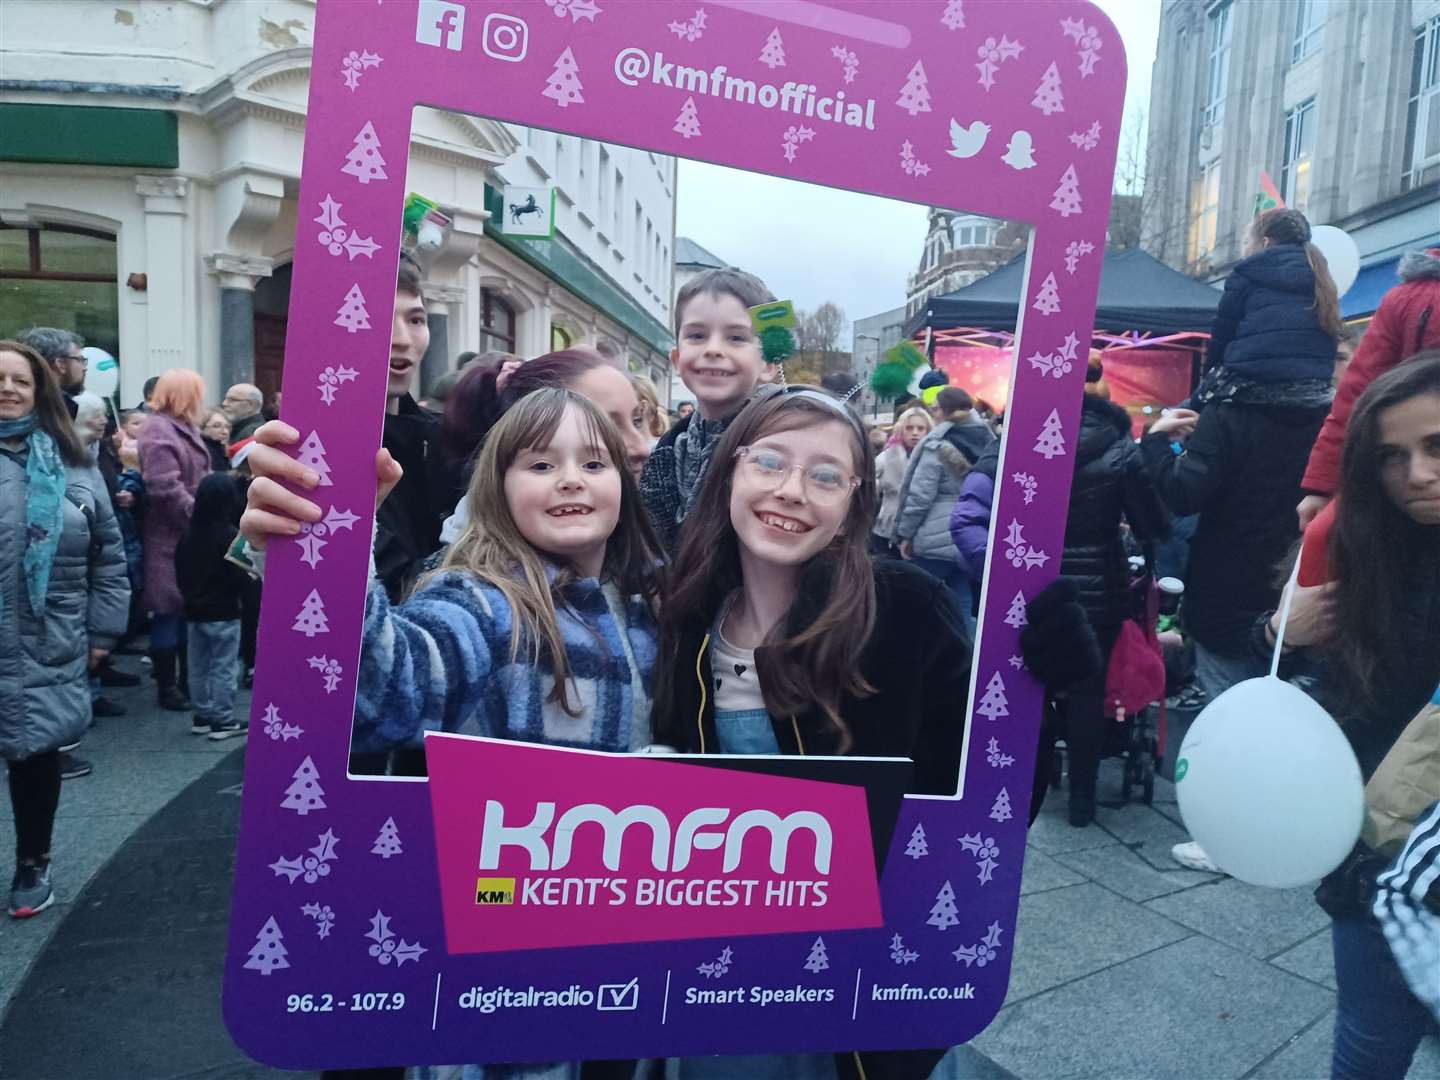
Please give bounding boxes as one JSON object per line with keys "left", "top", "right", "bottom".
{"left": 947, "top": 118, "right": 990, "bottom": 158}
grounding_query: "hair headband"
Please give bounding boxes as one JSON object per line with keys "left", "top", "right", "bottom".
{"left": 770, "top": 385, "right": 869, "bottom": 443}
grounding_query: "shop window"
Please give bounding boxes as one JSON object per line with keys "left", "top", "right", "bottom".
{"left": 1188, "top": 160, "right": 1221, "bottom": 264}
{"left": 551, "top": 323, "right": 573, "bottom": 352}
{"left": 1404, "top": 16, "right": 1440, "bottom": 191}
{"left": 1281, "top": 97, "right": 1316, "bottom": 211}
{"left": 1204, "top": 1, "right": 1232, "bottom": 127}
{"left": 0, "top": 223, "right": 119, "bottom": 357}
{"left": 1292, "top": 0, "right": 1325, "bottom": 64}
{"left": 480, "top": 288, "right": 516, "bottom": 352}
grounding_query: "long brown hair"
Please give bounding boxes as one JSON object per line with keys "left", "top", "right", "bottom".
{"left": 0, "top": 339, "right": 87, "bottom": 465}
{"left": 434, "top": 388, "right": 661, "bottom": 715}
{"left": 1327, "top": 351, "right": 1440, "bottom": 707}
{"left": 1251, "top": 208, "right": 1344, "bottom": 338}
{"left": 651, "top": 388, "right": 878, "bottom": 748}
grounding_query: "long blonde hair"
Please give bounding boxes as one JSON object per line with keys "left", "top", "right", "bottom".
{"left": 434, "top": 389, "right": 662, "bottom": 714}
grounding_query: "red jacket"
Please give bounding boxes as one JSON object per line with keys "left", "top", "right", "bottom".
{"left": 1302, "top": 250, "right": 1440, "bottom": 495}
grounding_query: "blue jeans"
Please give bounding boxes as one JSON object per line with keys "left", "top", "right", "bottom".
{"left": 908, "top": 555, "right": 976, "bottom": 638}
{"left": 1193, "top": 642, "right": 1266, "bottom": 701}
{"left": 187, "top": 620, "right": 240, "bottom": 726}
{"left": 1331, "top": 916, "right": 1438, "bottom": 1079}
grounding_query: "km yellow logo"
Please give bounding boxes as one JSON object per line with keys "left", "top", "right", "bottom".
{"left": 475, "top": 877, "right": 516, "bottom": 905}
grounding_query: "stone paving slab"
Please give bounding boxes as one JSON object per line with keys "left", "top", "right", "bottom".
{"left": 1023, "top": 811, "right": 1123, "bottom": 857}
{"left": 972, "top": 935, "right": 1335, "bottom": 1080}
{"left": 1144, "top": 878, "right": 1332, "bottom": 961}
{"left": 1017, "top": 848, "right": 1086, "bottom": 896}
{"left": 1092, "top": 800, "right": 1195, "bottom": 871}
{"left": 1269, "top": 927, "right": 1336, "bottom": 991}
{"left": 1004, "top": 882, "right": 1191, "bottom": 1003}
{"left": 1249, "top": 1010, "right": 1440, "bottom": 1080}
{"left": 1053, "top": 843, "right": 1219, "bottom": 903}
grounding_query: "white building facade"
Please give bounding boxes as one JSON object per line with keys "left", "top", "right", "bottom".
{"left": 0, "top": 0, "right": 676, "bottom": 408}
{"left": 1143, "top": 0, "right": 1440, "bottom": 315}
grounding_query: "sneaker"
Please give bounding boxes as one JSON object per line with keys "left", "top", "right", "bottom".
{"left": 208, "top": 719, "right": 249, "bottom": 741}
{"left": 59, "top": 753, "right": 93, "bottom": 780}
{"left": 92, "top": 696, "right": 127, "bottom": 718}
{"left": 191, "top": 716, "right": 212, "bottom": 735}
{"left": 8, "top": 862, "right": 54, "bottom": 918}
{"left": 1171, "top": 840, "right": 1222, "bottom": 873}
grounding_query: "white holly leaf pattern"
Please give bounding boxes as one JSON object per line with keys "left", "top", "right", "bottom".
{"left": 270, "top": 855, "right": 305, "bottom": 883}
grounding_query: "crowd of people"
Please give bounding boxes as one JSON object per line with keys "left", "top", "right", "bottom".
{"left": 3, "top": 207, "right": 1438, "bottom": 1078}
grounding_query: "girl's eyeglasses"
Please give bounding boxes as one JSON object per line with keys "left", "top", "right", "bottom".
{"left": 734, "top": 446, "right": 859, "bottom": 504}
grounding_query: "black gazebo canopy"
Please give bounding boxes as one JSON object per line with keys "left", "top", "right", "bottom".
{"left": 905, "top": 248, "right": 1222, "bottom": 338}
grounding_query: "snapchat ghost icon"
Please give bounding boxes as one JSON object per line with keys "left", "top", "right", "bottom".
{"left": 1002, "top": 131, "right": 1037, "bottom": 170}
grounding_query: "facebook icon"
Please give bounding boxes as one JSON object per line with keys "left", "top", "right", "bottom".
{"left": 416, "top": 0, "right": 465, "bottom": 50}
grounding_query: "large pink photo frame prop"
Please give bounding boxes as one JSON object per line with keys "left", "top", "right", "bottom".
{"left": 225, "top": 0, "right": 1125, "bottom": 1068}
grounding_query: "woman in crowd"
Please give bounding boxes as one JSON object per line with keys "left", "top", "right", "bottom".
{"left": 1252, "top": 355, "right": 1440, "bottom": 1078}
{"left": 951, "top": 357, "right": 1169, "bottom": 825}
{"left": 892, "top": 386, "right": 995, "bottom": 630}
{"left": 199, "top": 409, "right": 233, "bottom": 473}
{"left": 872, "top": 406, "right": 932, "bottom": 556}
{"left": 137, "top": 369, "right": 211, "bottom": 711}
{"left": 1, "top": 341, "right": 128, "bottom": 918}
{"left": 1142, "top": 208, "right": 1338, "bottom": 869}
{"left": 631, "top": 372, "right": 671, "bottom": 444}
{"left": 440, "top": 348, "right": 652, "bottom": 503}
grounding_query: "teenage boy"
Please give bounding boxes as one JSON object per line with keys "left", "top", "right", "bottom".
{"left": 640, "top": 267, "right": 777, "bottom": 549}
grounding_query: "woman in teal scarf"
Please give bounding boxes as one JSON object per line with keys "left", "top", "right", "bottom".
{"left": 0, "top": 341, "right": 130, "bottom": 918}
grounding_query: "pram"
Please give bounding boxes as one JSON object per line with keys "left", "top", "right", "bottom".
{"left": 1051, "top": 562, "right": 1170, "bottom": 808}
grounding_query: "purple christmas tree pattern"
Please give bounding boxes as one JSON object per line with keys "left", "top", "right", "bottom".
{"left": 295, "top": 431, "right": 333, "bottom": 486}
{"left": 927, "top": 881, "right": 959, "bottom": 930}
{"left": 1003, "top": 589, "right": 1028, "bottom": 629}
{"left": 672, "top": 96, "right": 701, "bottom": 139}
{"left": 941, "top": 0, "right": 964, "bottom": 31}
{"left": 371, "top": 816, "right": 403, "bottom": 859}
{"left": 759, "top": 28, "right": 785, "bottom": 69}
{"left": 334, "top": 284, "right": 370, "bottom": 333}
{"left": 1051, "top": 164, "right": 1083, "bottom": 218}
{"left": 990, "top": 788, "right": 1013, "bottom": 823}
{"left": 1034, "top": 408, "right": 1068, "bottom": 460}
{"left": 1032, "top": 272, "right": 1062, "bottom": 316}
{"left": 1031, "top": 62, "right": 1064, "bottom": 116}
{"left": 245, "top": 916, "right": 290, "bottom": 975}
{"left": 904, "top": 822, "right": 928, "bottom": 858}
{"left": 293, "top": 590, "right": 330, "bottom": 638}
{"left": 281, "top": 756, "right": 327, "bottom": 815}
{"left": 896, "top": 60, "right": 931, "bottom": 116}
{"left": 803, "top": 937, "right": 830, "bottom": 973}
{"left": 340, "top": 121, "right": 388, "bottom": 184}
{"left": 543, "top": 47, "right": 584, "bottom": 108}
{"left": 976, "top": 672, "right": 1010, "bottom": 720}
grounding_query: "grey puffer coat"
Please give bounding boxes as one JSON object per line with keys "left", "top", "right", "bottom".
{"left": 892, "top": 419, "right": 983, "bottom": 560}
{"left": 0, "top": 446, "right": 130, "bottom": 760}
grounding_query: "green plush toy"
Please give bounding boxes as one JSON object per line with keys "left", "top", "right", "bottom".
{"left": 749, "top": 300, "right": 797, "bottom": 368}
{"left": 869, "top": 361, "right": 914, "bottom": 401}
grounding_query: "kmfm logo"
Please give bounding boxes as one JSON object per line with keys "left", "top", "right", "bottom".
{"left": 478, "top": 801, "right": 833, "bottom": 875}
{"left": 476, "top": 877, "right": 516, "bottom": 905}
{"left": 415, "top": 0, "right": 465, "bottom": 51}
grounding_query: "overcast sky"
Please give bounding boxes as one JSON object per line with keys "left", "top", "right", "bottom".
{"left": 674, "top": 0, "right": 1161, "bottom": 338}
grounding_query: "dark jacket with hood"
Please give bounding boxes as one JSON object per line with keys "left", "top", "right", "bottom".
{"left": 1303, "top": 247, "right": 1440, "bottom": 495}
{"left": 375, "top": 394, "right": 450, "bottom": 602}
{"left": 1141, "top": 398, "right": 1327, "bottom": 657}
{"left": 175, "top": 473, "right": 250, "bottom": 622}
{"left": 950, "top": 396, "right": 1169, "bottom": 631}
{"left": 1206, "top": 245, "right": 1338, "bottom": 383}
{"left": 1058, "top": 395, "right": 1171, "bottom": 630}
{"left": 639, "top": 407, "right": 743, "bottom": 552}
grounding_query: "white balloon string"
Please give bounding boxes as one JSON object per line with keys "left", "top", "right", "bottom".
{"left": 1270, "top": 557, "right": 1304, "bottom": 678}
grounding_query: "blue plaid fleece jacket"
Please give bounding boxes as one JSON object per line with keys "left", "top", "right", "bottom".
{"left": 353, "top": 570, "right": 658, "bottom": 755}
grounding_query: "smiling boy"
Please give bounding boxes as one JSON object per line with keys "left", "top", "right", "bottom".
{"left": 640, "top": 268, "right": 777, "bottom": 549}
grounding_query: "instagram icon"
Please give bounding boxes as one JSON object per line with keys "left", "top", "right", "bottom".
{"left": 482, "top": 13, "right": 528, "bottom": 62}
{"left": 415, "top": 0, "right": 465, "bottom": 51}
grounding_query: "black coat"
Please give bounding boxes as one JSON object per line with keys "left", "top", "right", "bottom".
{"left": 655, "top": 559, "right": 973, "bottom": 796}
{"left": 175, "top": 473, "right": 249, "bottom": 622}
{"left": 1060, "top": 395, "right": 1171, "bottom": 631}
{"left": 1140, "top": 400, "right": 1327, "bottom": 656}
{"left": 375, "top": 395, "right": 450, "bottom": 602}
{"left": 1207, "top": 246, "right": 1337, "bottom": 382}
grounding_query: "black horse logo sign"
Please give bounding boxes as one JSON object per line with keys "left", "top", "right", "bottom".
{"left": 509, "top": 194, "right": 545, "bottom": 226}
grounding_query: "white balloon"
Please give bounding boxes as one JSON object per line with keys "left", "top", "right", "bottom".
{"left": 1311, "top": 225, "right": 1361, "bottom": 297}
{"left": 1175, "top": 676, "right": 1363, "bottom": 888}
{"left": 82, "top": 346, "right": 119, "bottom": 398}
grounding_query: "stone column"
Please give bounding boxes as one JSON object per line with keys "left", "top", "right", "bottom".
{"left": 418, "top": 284, "right": 465, "bottom": 393}
{"left": 205, "top": 253, "right": 275, "bottom": 389}
{"left": 135, "top": 175, "right": 190, "bottom": 373}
